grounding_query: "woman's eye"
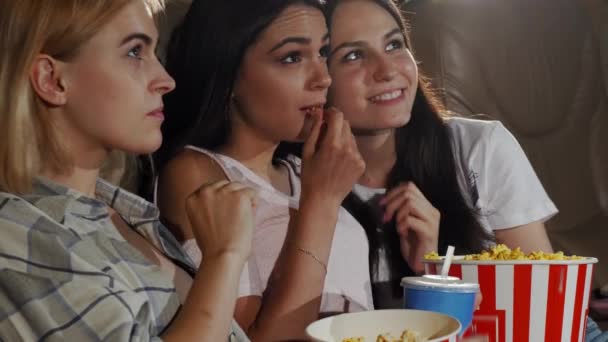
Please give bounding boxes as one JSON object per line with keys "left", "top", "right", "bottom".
{"left": 386, "top": 39, "right": 404, "bottom": 52}
{"left": 127, "top": 45, "right": 143, "bottom": 59}
{"left": 281, "top": 52, "right": 302, "bottom": 64}
{"left": 319, "top": 45, "right": 330, "bottom": 59}
{"left": 343, "top": 50, "right": 362, "bottom": 62}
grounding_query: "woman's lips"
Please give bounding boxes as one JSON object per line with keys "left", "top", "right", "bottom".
{"left": 147, "top": 108, "right": 165, "bottom": 120}
{"left": 368, "top": 89, "right": 405, "bottom": 105}
{"left": 301, "top": 104, "right": 325, "bottom": 117}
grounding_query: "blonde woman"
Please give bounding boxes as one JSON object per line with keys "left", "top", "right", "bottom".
{"left": 0, "top": 0, "right": 253, "bottom": 341}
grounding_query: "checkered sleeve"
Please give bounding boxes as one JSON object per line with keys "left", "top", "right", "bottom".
{"left": 0, "top": 268, "right": 164, "bottom": 341}
{"left": 0, "top": 200, "right": 164, "bottom": 341}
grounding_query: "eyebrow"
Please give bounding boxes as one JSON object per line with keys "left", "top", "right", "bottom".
{"left": 268, "top": 33, "right": 330, "bottom": 53}
{"left": 330, "top": 27, "right": 402, "bottom": 56}
{"left": 119, "top": 33, "right": 155, "bottom": 48}
{"left": 384, "top": 28, "right": 402, "bottom": 40}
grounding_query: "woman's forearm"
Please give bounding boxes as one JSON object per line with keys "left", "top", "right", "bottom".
{"left": 162, "top": 252, "right": 246, "bottom": 341}
{"left": 246, "top": 197, "right": 340, "bottom": 341}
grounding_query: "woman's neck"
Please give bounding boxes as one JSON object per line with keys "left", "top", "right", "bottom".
{"left": 218, "top": 123, "right": 281, "bottom": 186}
{"left": 42, "top": 167, "right": 101, "bottom": 197}
{"left": 355, "top": 129, "right": 397, "bottom": 188}
{"left": 42, "top": 108, "right": 109, "bottom": 197}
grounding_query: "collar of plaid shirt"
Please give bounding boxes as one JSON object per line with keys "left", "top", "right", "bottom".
{"left": 0, "top": 177, "right": 248, "bottom": 341}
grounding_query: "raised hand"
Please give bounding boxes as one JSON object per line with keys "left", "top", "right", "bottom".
{"left": 380, "top": 182, "right": 439, "bottom": 274}
{"left": 185, "top": 180, "right": 258, "bottom": 261}
{"left": 300, "top": 108, "right": 366, "bottom": 207}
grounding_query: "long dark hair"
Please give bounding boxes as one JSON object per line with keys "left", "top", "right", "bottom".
{"left": 154, "top": 0, "right": 324, "bottom": 174}
{"left": 325, "top": 0, "right": 493, "bottom": 306}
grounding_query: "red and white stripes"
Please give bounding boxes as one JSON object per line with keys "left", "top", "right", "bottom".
{"left": 424, "top": 260, "right": 596, "bottom": 342}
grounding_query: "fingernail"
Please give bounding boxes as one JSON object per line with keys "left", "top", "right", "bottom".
{"left": 379, "top": 196, "right": 386, "bottom": 206}
{"left": 382, "top": 213, "right": 390, "bottom": 223}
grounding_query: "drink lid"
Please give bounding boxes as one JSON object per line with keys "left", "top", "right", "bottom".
{"left": 401, "top": 274, "right": 479, "bottom": 293}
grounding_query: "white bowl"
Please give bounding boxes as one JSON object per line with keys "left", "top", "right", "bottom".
{"left": 306, "top": 309, "right": 461, "bottom": 342}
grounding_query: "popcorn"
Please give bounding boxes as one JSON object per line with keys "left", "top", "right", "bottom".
{"left": 424, "top": 251, "right": 441, "bottom": 260}
{"left": 423, "top": 244, "right": 583, "bottom": 261}
{"left": 423, "top": 245, "right": 596, "bottom": 341}
{"left": 342, "top": 330, "right": 424, "bottom": 342}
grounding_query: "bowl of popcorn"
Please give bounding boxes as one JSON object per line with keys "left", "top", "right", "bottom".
{"left": 423, "top": 244, "right": 598, "bottom": 342}
{"left": 306, "top": 309, "right": 461, "bottom": 342}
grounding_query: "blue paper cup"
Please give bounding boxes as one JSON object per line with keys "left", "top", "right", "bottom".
{"left": 401, "top": 275, "right": 478, "bottom": 335}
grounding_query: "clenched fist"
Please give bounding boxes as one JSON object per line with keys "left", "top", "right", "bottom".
{"left": 185, "top": 180, "right": 258, "bottom": 262}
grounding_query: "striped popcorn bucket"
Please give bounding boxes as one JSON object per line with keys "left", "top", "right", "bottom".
{"left": 424, "top": 257, "right": 598, "bottom": 342}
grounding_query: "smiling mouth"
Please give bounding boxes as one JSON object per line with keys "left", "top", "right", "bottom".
{"left": 369, "top": 89, "right": 405, "bottom": 103}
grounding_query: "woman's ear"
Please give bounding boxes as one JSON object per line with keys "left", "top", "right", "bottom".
{"left": 29, "top": 54, "right": 67, "bottom": 106}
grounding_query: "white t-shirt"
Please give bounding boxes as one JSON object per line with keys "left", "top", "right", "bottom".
{"left": 353, "top": 117, "right": 558, "bottom": 234}
{"left": 181, "top": 146, "right": 375, "bottom": 313}
{"left": 352, "top": 117, "right": 558, "bottom": 309}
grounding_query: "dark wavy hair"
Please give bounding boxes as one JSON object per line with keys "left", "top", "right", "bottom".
{"left": 153, "top": 0, "right": 325, "bottom": 176}
{"left": 325, "top": 0, "right": 493, "bottom": 308}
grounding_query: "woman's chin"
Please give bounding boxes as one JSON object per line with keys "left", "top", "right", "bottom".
{"left": 380, "top": 112, "right": 411, "bottom": 129}
{"left": 120, "top": 137, "right": 163, "bottom": 155}
{"left": 394, "top": 114, "right": 412, "bottom": 127}
{"left": 353, "top": 116, "right": 411, "bottom": 133}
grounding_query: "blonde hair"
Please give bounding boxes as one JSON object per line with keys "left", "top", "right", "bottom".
{"left": 0, "top": 0, "right": 164, "bottom": 194}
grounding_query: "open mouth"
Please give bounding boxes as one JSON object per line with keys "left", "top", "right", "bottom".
{"left": 301, "top": 104, "right": 324, "bottom": 116}
{"left": 369, "top": 89, "right": 405, "bottom": 103}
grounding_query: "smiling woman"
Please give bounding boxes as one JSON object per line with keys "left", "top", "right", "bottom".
{"left": 324, "top": 0, "right": 556, "bottom": 311}
{"left": 0, "top": 0, "right": 256, "bottom": 341}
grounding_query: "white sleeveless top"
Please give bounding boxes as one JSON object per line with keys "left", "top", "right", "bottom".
{"left": 179, "top": 146, "right": 374, "bottom": 313}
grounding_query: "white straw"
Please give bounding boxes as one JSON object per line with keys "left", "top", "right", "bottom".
{"left": 441, "top": 245, "right": 456, "bottom": 279}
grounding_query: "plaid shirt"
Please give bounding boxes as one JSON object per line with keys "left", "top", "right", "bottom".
{"left": 0, "top": 178, "right": 248, "bottom": 341}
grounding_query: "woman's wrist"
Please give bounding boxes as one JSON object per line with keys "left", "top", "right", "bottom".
{"left": 297, "top": 197, "right": 340, "bottom": 228}
{"left": 299, "top": 191, "right": 344, "bottom": 210}
{"left": 202, "top": 248, "right": 250, "bottom": 267}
